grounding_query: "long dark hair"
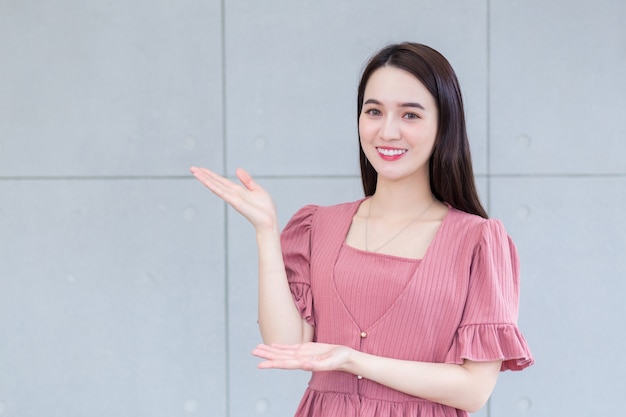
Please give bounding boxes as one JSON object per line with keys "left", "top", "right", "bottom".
{"left": 357, "top": 42, "right": 488, "bottom": 218}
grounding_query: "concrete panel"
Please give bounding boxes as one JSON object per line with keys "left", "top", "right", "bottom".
{"left": 224, "top": 0, "right": 489, "bottom": 177}
{"left": 490, "top": 1, "right": 626, "bottom": 175}
{"left": 0, "top": 179, "right": 226, "bottom": 417}
{"left": 0, "top": 1, "right": 223, "bottom": 177}
{"left": 488, "top": 176, "right": 626, "bottom": 416}
{"left": 227, "top": 177, "right": 363, "bottom": 417}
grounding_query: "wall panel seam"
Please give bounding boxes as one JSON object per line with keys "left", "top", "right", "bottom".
{"left": 486, "top": 1, "right": 492, "bottom": 415}
{"left": 220, "top": 0, "right": 230, "bottom": 415}
{"left": 486, "top": 0, "right": 492, "bottom": 220}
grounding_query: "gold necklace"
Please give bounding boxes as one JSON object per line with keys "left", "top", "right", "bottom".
{"left": 365, "top": 197, "right": 436, "bottom": 252}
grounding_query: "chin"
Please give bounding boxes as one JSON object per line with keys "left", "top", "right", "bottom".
{"left": 376, "top": 168, "right": 426, "bottom": 184}
{"left": 376, "top": 172, "right": 414, "bottom": 182}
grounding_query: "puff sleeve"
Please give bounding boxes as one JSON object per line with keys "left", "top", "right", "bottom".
{"left": 445, "top": 219, "right": 534, "bottom": 371}
{"left": 280, "top": 205, "right": 318, "bottom": 327}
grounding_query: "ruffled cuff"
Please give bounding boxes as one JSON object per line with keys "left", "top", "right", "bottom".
{"left": 445, "top": 323, "right": 534, "bottom": 371}
{"left": 289, "top": 282, "right": 315, "bottom": 327}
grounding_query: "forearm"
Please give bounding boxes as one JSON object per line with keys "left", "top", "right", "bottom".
{"left": 256, "top": 226, "right": 308, "bottom": 345}
{"left": 344, "top": 351, "right": 501, "bottom": 413}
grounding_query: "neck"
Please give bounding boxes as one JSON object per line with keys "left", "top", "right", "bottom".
{"left": 369, "top": 175, "right": 434, "bottom": 216}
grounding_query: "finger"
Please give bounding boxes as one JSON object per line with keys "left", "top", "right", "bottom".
{"left": 257, "top": 358, "right": 312, "bottom": 370}
{"left": 191, "top": 167, "right": 229, "bottom": 188}
{"left": 191, "top": 167, "right": 243, "bottom": 200}
{"left": 251, "top": 346, "right": 292, "bottom": 360}
{"left": 253, "top": 349, "right": 315, "bottom": 368}
{"left": 190, "top": 167, "right": 224, "bottom": 183}
{"left": 235, "top": 168, "right": 258, "bottom": 192}
{"left": 267, "top": 343, "right": 300, "bottom": 349}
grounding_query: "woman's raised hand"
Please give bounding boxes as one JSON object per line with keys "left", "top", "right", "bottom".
{"left": 190, "top": 166, "right": 278, "bottom": 231}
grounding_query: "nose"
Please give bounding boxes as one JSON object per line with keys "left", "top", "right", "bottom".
{"left": 381, "top": 115, "right": 401, "bottom": 141}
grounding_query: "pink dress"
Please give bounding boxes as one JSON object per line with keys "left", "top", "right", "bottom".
{"left": 280, "top": 200, "right": 534, "bottom": 417}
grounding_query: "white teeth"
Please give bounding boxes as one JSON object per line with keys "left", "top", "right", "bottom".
{"left": 377, "top": 148, "right": 406, "bottom": 156}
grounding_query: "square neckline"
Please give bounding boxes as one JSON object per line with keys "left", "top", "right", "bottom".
{"left": 342, "top": 197, "right": 452, "bottom": 262}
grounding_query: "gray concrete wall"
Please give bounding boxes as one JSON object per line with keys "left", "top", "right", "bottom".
{"left": 1, "top": 1, "right": 624, "bottom": 416}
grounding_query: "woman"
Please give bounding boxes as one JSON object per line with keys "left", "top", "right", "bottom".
{"left": 191, "top": 42, "right": 534, "bottom": 417}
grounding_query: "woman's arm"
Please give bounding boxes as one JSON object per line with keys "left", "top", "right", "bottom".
{"left": 252, "top": 342, "right": 501, "bottom": 413}
{"left": 191, "top": 167, "right": 312, "bottom": 344}
{"left": 255, "top": 226, "right": 314, "bottom": 344}
{"left": 349, "top": 350, "right": 501, "bottom": 412}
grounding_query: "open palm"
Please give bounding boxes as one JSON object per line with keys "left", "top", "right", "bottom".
{"left": 190, "top": 166, "right": 277, "bottom": 230}
{"left": 252, "top": 342, "right": 353, "bottom": 372}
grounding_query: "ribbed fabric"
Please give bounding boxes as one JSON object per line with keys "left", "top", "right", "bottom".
{"left": 280, "top": 199, "right": 534, "bottom": 417}
{"left": 334, "top": 244, "right": 419, "bottom": 330}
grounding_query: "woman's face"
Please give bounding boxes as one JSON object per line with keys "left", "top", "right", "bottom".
{"left": 359, "top": 66, "right": 438, "bottom": 185}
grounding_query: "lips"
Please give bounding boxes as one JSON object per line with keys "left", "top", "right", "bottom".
{"left": 376, "top": 147, "right": 407, "bottom": 161}
{"left": 377, "top": 147, "right": 407, "bottom": 156}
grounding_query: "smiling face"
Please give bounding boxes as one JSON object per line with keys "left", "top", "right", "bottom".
{"left": 359, "top": 65, "right": 438, "bottom": 187}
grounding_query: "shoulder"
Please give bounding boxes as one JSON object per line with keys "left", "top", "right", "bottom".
{"left": 283, "top": 199, "right": 364, "bottom": 232}
{"left": 443, "top": 209, "right": 519, "bottom": 279}
{"left": 446, "top": 208, "right": 512, "bottom": 246}
{"left": 315, "top": 199, "right": 363, "bottom": 217}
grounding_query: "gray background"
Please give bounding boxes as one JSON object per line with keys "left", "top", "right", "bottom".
{"left": 1, "top": 1, "right": 624, "bottom": 416}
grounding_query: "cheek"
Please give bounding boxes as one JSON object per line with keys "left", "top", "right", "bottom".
{"left": 358, "top": 118, "right": 376, "bottom": 140}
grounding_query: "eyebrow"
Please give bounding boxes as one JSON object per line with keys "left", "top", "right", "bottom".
{"left": 363, "top": 98, "right": 425, "bottom": 110}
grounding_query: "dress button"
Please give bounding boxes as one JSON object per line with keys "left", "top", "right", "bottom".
{"left": 360, "top": 331, "right": 367, "bottom": 338}
{"left": 357, "top": 375, "right": 363, "bottom": 380}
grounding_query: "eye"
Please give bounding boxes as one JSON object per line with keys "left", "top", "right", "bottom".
{"left": 363, "top": 108, "right": 382, "bottom": 116}
{"left": 403, "top": 112, "right": 420, "bottom": 120}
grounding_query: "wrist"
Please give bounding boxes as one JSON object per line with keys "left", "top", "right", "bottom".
{"left": 339, "top": 347, "right": 361, "bottom": 374}
{"left": 255, "top": 222, "right": 280, "bottom": 240}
